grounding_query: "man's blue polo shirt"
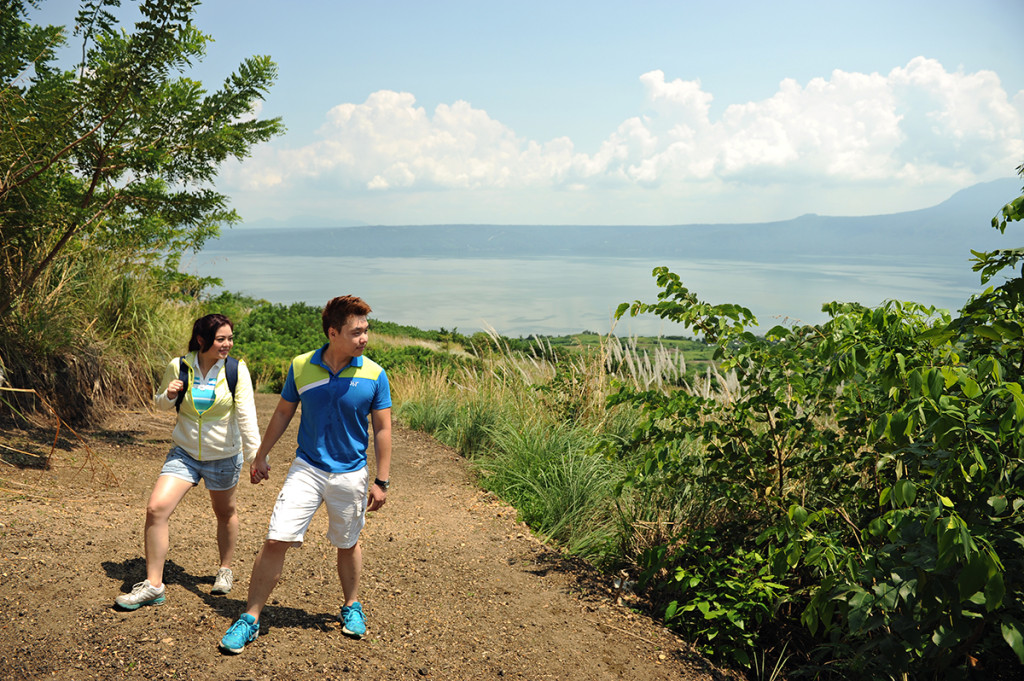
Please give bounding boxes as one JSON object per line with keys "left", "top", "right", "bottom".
{"left": 280, "top": 344, "right": 391, "bottom": 474}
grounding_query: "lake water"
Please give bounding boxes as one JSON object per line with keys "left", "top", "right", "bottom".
{"left": 186, "top": 248, "right": 988, "bottom": 337}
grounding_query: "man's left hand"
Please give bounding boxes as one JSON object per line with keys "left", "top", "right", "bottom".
{"left": 367, "top": 484, "right": 387, "bottom": 511}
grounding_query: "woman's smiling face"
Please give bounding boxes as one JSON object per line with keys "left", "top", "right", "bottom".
{"left": 199, "top": 324, "right": 234, "bottom": 363}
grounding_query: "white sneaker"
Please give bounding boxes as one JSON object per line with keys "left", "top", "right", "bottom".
{"left": 115, "top": 579, "right": 166, "bottom": 610}
{"left": 211, "top": 567, "right": 233, "bottom": 595}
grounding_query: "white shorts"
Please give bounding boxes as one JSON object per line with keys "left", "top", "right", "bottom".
{"left": 266, "top": 457, "right": 369, "bottom": 549}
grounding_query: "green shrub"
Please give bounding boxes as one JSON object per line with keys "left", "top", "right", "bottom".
{"left": 227, "top": 301, "right": 326, "bottom": 391}
{"left": 661, "top": 539, "right": 787, "bottom": 668}
{"left": 607, "top": 167, "right": 1024, "bottom": 680}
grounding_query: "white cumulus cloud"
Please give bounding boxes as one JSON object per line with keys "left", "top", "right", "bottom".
{"left": 226, "top": 57, "right": 1024, "bottom": 210}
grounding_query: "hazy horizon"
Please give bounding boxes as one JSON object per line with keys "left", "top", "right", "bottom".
{"left": 234, "top": 177, "right": 1020, "bottom": 231}
{"left": 190, "top": 178, "right": 1016, "bottom": 336}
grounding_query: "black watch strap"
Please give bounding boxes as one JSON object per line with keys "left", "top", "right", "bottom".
{"left": 374, "top": 478, "right": 390, "bottom": 491}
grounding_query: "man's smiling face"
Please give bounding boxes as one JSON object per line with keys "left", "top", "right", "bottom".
{"left": 329, "top": 314, "right": 369, "bottom": 358}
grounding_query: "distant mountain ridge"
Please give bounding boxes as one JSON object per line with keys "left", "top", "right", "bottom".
{"left": 217, "top": 178, "right": 1022, "bottom": 262}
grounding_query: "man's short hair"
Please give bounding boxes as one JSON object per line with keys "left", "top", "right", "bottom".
{"left": 322, "top": 295, "right": 372, "bottom": 337}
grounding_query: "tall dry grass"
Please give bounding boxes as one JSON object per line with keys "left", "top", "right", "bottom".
{"left": 0, "top": 248, "right": 200, "bottom": 422}
{"left": 390, "top": 328, "right": 739, "bottom": 567}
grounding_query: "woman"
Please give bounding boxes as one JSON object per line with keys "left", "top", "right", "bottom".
{"left": 115, "top": 314, "right": 261, "bottom": 610}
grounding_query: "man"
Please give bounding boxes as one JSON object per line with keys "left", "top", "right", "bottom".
{"left": 219, "top": 295, "right": 392, "bottom": 654}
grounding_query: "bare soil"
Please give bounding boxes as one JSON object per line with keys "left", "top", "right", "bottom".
{"left": 0, "top": 393, "right": 735, "bottom": 680}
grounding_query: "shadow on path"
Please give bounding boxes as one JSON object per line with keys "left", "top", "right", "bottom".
{"left": 102, "top": 557, "right": 338, "bottom": 634}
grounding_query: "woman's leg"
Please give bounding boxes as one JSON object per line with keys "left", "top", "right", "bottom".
{"left": 144, "top": 475, "right": 194, "bottom": 587}
{"left": 209, "top": 485, "right": 239, "bottom": 569}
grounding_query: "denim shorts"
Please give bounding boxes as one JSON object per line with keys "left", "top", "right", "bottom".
{"left": 159, "top": 446, "right": 242, "bottom": 491}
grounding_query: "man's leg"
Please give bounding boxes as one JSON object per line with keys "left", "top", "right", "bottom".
{"left": 243, "top": 457, "right": 325, "bottom": 619}
{"left": 244, "top": 539, "right": 291, "bottom": 621}
{"left": 338, "top": 541, "right": 366, "bottom": 637}
{"left": 337, "top": 541, "right": 362, "bottom": 606}
{"left": 222, "top": 459, "right": 324, "bottom": 653}
{"left": 219, "top": 538, "right": 291, "bottom": 653}
{"left": 323, "top": 466, "right": 368, "bottom": 636}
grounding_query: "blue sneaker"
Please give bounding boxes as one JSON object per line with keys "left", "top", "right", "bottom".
{"left": 340, "top": 602, "right": 366, "bottom": 638}
{"left": 219, "top": 613, "right": 259, "bottom": 654}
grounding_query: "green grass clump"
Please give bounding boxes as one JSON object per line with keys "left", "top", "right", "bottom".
{"left": 478, "top": 418, "right": 617, "bottom": 559}
{"left": 1, "top": 250, "right": 199, "bottom": 422}
{"left": 389, "top": 330, "right": 694, "bottom": 570}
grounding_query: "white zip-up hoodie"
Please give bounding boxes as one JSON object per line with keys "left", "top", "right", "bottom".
{"left": 154, "top": 353, "right": 261, "bottom": 464}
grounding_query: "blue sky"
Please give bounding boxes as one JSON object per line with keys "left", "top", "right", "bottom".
{"left": 34, "top": 0, "right": 1024, "bottom": 226}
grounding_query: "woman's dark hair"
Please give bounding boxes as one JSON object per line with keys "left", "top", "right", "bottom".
{"left": 188, "top": 314, "right": 233, "bottom": 353}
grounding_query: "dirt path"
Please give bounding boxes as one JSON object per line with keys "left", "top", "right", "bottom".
{"left": 0, "top": 394, "right": 732, "bottom": 680}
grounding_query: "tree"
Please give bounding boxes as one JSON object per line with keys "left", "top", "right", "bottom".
{"left": 0, "top": 0, "right": 284, "bottom": 320}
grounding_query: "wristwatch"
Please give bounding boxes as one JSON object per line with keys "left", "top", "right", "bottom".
{"left": 374, "top": 478, "right": 390, "bottom": 491}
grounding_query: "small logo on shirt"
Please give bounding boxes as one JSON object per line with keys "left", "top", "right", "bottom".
{"left": 349, "top": 380, "right": 360, "bottom": 388}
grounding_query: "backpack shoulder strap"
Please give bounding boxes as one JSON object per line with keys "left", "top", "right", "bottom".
{"left": 174, "top": 356, "right": 189, "bottom": 412}
{"left": 225, "top": 356, "right": 239, "bottom": 401}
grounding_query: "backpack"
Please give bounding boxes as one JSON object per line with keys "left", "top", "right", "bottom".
{"left": 174, "top": 355, "right": 239, "bottom": 412}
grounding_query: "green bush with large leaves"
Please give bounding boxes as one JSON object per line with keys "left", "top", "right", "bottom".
{"left": 610, "top": 165, "right": 1024, "bottom": 677}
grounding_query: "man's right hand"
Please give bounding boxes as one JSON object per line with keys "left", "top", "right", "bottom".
{"left": 250, "top": 457, "right": 271, "bottom": 484}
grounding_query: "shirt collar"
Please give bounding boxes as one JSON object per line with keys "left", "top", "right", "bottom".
{"left": 189, "top": 353, "right": 225, "bottom": 379}
{"left": 311, "top": 343, "right": 363, "bottom": 373}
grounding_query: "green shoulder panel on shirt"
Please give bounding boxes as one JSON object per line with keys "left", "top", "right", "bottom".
{"left": 345, "top": 357, "right": 384, "bottom": 380}
{"left": 292, "top": 352, "right": 384, "bottom": 393}
{"left": 291, "top": 350, "right": 322, "bottom": 393}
